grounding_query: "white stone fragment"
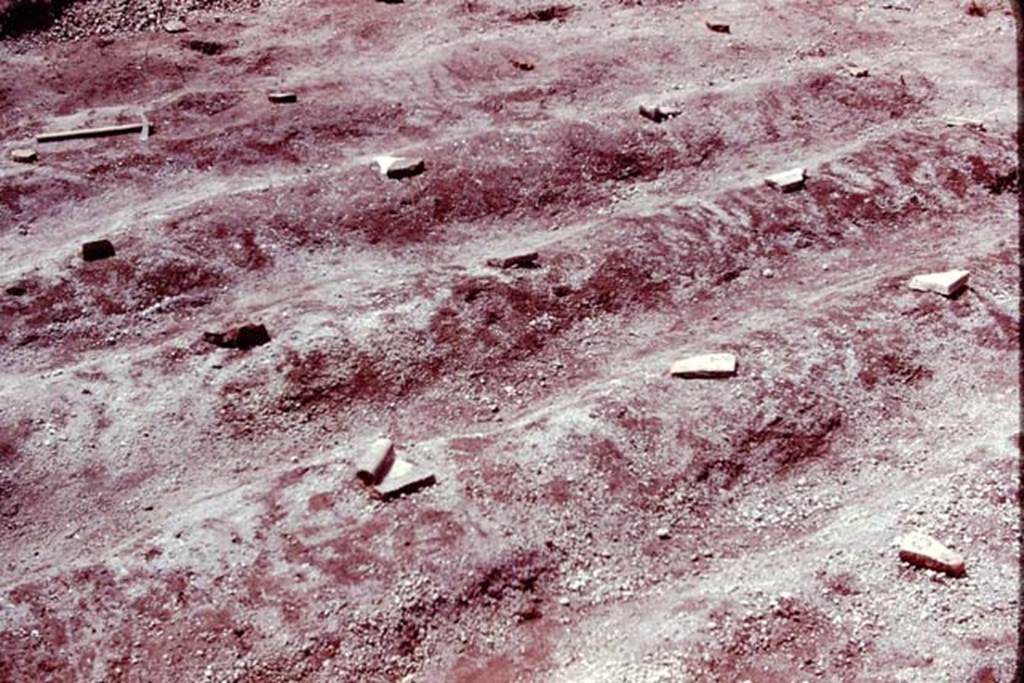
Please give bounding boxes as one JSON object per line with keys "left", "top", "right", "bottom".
{"left": 765, "top": 167, "right": 806, "bottom": 192}
{"left": 372, "top": 155, "right": 425, "bottom": 179}
{"left": 898, "top": 531, "right": 966, "bottom": 577}
{"left": 355, "top": 438, "right": 435, "bottom": 499}
{"left": 670, "top": 353, "right": 737, "bottom": 378}
{"left": 908, "top": 269, "right": 969, "bottom": 297}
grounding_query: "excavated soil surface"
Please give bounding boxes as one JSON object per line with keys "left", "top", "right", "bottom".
{"left": 0, "top": 1, "right": 1020, "bottom": 681}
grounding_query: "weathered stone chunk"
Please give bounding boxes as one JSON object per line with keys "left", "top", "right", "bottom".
{"left": 486, "top": 252, "right": 540, "bottom": 269}
{"left": 82, "top": 239, "right": 116, "bottom": 261}
{"left": 163, "top": 20, "right": 187, "bottom": 33}
{"left": 908, "top": 269, "right": 969, "bottom": 297}
{"left": 765, "top": 168, "right": 806, "bottom": 192}
{"left": 898, "top": 531, "right": 966, "bottom": 577}
{"left": 355, "top": 438, "right": 435, "bottom": 499}
{"left": 639, "top": 104, "right": 682, "bottom": 123}
{"left": 268, "top": 91, "right": 298, "bottom": 104}
{"left": 706, "top": 21, "right": 730, "bottom": 33}
{"left": 203, "top": 323, "right": 271, "bottom": 350}
{"left": 670, "top": 353, "right": 737, "bottom": 378}
{"left": 11, "top": 148, "right": 37, "bottom": 163}
{"left": 373, "top": 155, "right": 425, "bottom": 180}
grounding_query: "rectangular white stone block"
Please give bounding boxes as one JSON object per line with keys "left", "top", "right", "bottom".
{"left": 908, "top": 270, "right": 969, "bottom": 297}
{"left": 670, "top": 353, "right": 737, "bottom": 378}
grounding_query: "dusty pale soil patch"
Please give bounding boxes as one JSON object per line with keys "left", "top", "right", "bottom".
{"left": 0, "top": 0, "right": 1019, "bottom": 681}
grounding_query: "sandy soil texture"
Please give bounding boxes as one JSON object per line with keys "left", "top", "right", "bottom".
{"left": 0, "top": 0, "right": 1020, "bottom": 681}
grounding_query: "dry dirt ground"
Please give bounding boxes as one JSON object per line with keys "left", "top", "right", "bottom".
{"left": 0, "top": 0, "right": 1020, "bottom": 681}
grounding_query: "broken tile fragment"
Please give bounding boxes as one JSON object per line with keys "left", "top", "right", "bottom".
{"left": 670, "top": 353, "right": 737, "bottom": 378}
{"left": 203, "top": 323, "right": 271, "bottom": 350}
{"left": 706, "top": 21, "right": 730, "bottom": 33}
{"left": 163, "top": 20, "right": 187, "bottom": 33}
{"left": 82, "top": 239, "right": 116, "bottom": 262}
{"left": 355, "top": 438, "right": 435, "bottom": 499}
{"left": 908, "top": 269, "right": 969, "bottom": 297}
{"left": 899, "top": 532, "right": 966, "bottom": 577}
{"left": 268, "top": 91, "right": 297, "bottom": 104}
{"left": 373, "top": 155, "right": 425, "bottom": 180}
{"left": 765, "top": 167, "right": 806, "bottom": 192}
{"left": 486, "top": 252, "right": 540, "bottom": 269}
{"left": 638, "top": 104, "right": 682, "bottom": 123}
{"left": 10, "top": 148, "right": 37, "bottom": 163}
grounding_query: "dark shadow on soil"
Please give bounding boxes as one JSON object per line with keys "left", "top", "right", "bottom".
{"left": 0, "top": 0, "right": 76, "bottom": 40}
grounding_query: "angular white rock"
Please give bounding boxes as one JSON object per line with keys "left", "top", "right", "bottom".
{"left": 355, "top": 437, "right": 435, "bottom": 499}
{"left": 163, "top": 20, "right": 187, "bottom": 33}
{"left": 10, "top": 148, "right": 37, "bottom": 163}
{"left": 908, "top": 269, "right": 969, "bottom": 297}
{"left": 898, "top": 531, "right": 966, "bottom": 577}
{"left": 670, "top": 353, "right": 737, "bottom": 378}
{"left": 765, "top": 167, "right": 806, "bottom": 192}
{"left": 373, "top": 458, "right": 436, "bottom": 498}
{"left": 372, "top": 155, "right": 425, "bottom": 179}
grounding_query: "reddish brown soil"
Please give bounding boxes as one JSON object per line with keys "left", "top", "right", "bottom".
{"left": 0, "top": 1, "right": 1019, "bottom": 681}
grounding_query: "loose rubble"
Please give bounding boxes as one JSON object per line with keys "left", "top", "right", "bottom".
{"left": 705, "top": 21, "right": 730, "bottom": 33}
{"left": 163, "top": 20, "right": 187, "bottom": 33}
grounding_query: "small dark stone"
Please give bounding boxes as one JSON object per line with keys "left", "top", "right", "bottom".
{"left": 204, "top": 323, "right": 271, "bottom": 350}
{"left": 486, "top": 252, "right": 540, "bottom": 269}
{"left": 184, "top": 39, "right": 227, "bottom": 56}
{"left": 82, "top": 239, "right": 116, "bottom": 262}
{"left": 5, "top": 286, "right": 26, "bottom": 296}
{"left": 268, "top": 91, "right": 298, "bottom": 103}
